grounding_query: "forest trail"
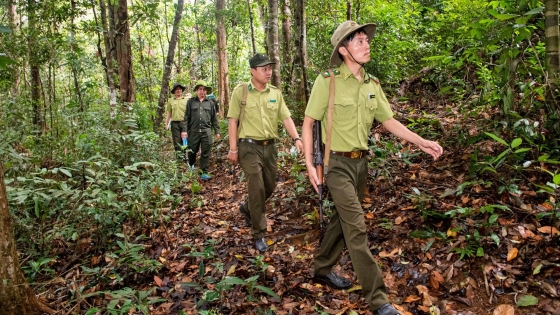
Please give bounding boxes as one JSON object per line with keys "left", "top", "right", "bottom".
{"left": 143, "top": 98, "right": 557, "bottom": 314}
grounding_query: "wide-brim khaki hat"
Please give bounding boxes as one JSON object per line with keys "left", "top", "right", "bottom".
{"left": 171, "top": 82, "right": 186, "bottom": 93}
{"left": 330, "top": 21, "right": 376, "bottom": 67}
{"left": 193, "top": 80, "right": 212, "bottom": 94}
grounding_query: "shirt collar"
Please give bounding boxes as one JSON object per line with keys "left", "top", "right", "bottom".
{"left": 248, "top": 78, "right": 270, "bottom": 92}
{"left": 338, "top": 63, "right": 370, "bottom": 83}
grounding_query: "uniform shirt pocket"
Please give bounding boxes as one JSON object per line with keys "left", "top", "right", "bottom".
{"left": 245, "top": 101, "right": 259, "bottom": 118}
{"left": 334, "top": 97, "right": 356, "bottom": 121}
{"left": 363, "top": 93, "right": 378, "bottom": 122}
{"left": 266, "top": 99, "right": 278, "bottom": 111}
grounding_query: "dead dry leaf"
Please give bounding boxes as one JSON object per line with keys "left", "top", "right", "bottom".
{"left": 507, "top": 248, "right": 518, "bottom": 262}
{"left": 379, "top": 248, "right": 399, "bottom": 258}
{"left": 493, "top": 304, "right": 515, "bottom": 315}
{"left": 395, "top": 216, "right": 406, "bottom": 225}
{"left": 404, "top": 295, "right": 421, "bottom": 303}
{"left": 154, "top": 275, "right": 163, "bottom": 287}
{"left": 537, "top": 226, "right": 559, "bottom": 235}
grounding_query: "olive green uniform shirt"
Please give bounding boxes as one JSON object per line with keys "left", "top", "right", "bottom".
{"left": 305, "top": 63, "right": 394, "bottom": 151}
{"left": 166, "top": 96, "right": 187, "bottom": 121}
{"left": 182, "top": 97, "right": 220, "bottom": 134}
{"left": 227, "top": 79, "right": 291, "bottom": 140}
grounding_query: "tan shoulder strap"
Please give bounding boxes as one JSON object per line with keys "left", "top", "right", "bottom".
{"left": 237, "top": 83, "right": 249, "bottom": 137}
{"left": 323, "top": 70, "right": 336, "bottom": 171}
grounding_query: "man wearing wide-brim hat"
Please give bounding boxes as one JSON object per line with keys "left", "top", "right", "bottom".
{"left": 181, "top": 80, "right": 220, "bottom": 180}
{"left": 301, "top": 21, "right": 443, "bottom": 315}
{"left": 166, "top": 82, "right": 188, "bottom": 161}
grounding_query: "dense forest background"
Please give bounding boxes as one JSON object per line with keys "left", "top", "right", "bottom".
{"left": 1, "top": 0, "right": 559, "bottom": 314}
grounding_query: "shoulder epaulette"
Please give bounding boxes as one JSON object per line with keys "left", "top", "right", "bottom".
{"left": 369, "top": 74, "right": 380, "bottom": 84}
{"left": 321, "top": 69, "right": 340, "bottom": 78}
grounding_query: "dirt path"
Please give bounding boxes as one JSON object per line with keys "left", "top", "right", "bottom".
{"left": 149, "top": 129, "right": 558, "bottom": 314}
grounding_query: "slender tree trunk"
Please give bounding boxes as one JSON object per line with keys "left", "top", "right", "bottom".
{"left": 70, "top": 0, "right": 84, "bottom": 112}
{"left": 247, "top": 0, "right": 257, "bottom": 55}
{"left": 544, "top": 0, "right": 560, "bottom": 109}
{"left": 355, "top": 0, "right": 361, "bottom": 22}
{"left": 156, "top": 0, "right": 185, "bottom": 130}
{"left": 28, "top": 0, "right": 44, "bottom": 135}
{"left": 293, "top": 0, "right": 309, "bottom": 106}
{"left": 0, "top": 164, "right": 54, "bottom": 314}
{"left": 177, "top": 33, "right": 181, "bottom": 73}
{"left": 346, "top": 0, "right": 352, "bottom": 20}
{"left": 100, "top": 0, "right": 117, "bottom": 111}
{"left": 6, "top": 0, "right": 19, "bottom": 98}
{"left": 216, "top": 0, "right": 230, "bottom": 117}
{"left": 259, "top": 4, "right": 268, "bottom": 53}
{"left": 267, "top": 0, "right": 281, "bottom": 88}
{"left": 281, "top": 0, "right": 292, "bottom": 84}
{"left": 112, "top": 0, "right": 135, "bottom": 105}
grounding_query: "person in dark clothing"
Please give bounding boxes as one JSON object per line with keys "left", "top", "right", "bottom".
{"left": 181, "top": 80, "right": 220, "bottom": 179}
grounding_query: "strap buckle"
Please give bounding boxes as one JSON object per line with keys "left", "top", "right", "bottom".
{"left": 350, "top": 151, "right": 362, "bottom": 159}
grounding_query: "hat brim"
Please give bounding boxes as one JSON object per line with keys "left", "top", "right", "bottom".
{"left": 329, "top": 23, "right": 376, "bottom": 67}
{"left": 171, "top": 85, "right": 186, "bottom": 93}
{"left": 194, "top": 85, "right": 212, "bottom": 94}
{"left": 251, "top": 61, "right": 275, "bottom": 68}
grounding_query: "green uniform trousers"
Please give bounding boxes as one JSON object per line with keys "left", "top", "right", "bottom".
{"left": 187, "top": 129, "right": 212, "bottom": 173}
{"left": 238, "top": 141, "right": 277, "bottom": 239}
{"left": 314, "top": 154, "right": 389, "bottom": 311}
{"left": 171, "top": 121, "right": 186, "bottom": 160}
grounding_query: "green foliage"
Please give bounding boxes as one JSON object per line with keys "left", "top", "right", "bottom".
{"left": 516, "top": 294, "right": 539, "bottom": 307}
{"left": 179, "top": 241, "right": 279, "bottom": 311}
{"left": 83, "top": 287, "right": 165, "bottom": 315}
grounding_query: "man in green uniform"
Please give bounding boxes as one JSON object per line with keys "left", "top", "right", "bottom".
{"left": 301, "top": 21, "right": 443, "bottom": 315}
{"left": 181, "top": 80, "right": 220, "bottom": 180}
{"left": 165, "top": 82, "right": 188, "bottom": 161}
{"left": 227, "top": 53, "right": 303, "bottom": 253}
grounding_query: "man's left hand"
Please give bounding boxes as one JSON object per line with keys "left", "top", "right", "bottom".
{"left": 295, "top": 139, "right": 304, "bottom": 154}
{"left": 418, "top": 140, "right": 443, "bottom": 160}
{"left": 215, "top": 134, "right": 221, "bottom": 140}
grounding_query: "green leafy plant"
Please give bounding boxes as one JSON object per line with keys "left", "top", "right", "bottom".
{"left": 22, "top": 257, "right": 56, "bottom": 281}
{"left": 83, "top": 287, "right": 165, "bottom": 315}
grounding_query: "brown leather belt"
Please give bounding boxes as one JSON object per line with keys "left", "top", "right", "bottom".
{"left": 239, "top": 138, "right": 275, "bottom": 146}
{"left": 330, "top": 150, "right": 368, "bottom": 159}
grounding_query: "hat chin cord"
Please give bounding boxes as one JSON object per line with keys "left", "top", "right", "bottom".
{"left": 343, "top": 45, "right": 365, "bottom": 68}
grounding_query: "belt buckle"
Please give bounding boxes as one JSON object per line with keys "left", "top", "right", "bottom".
{"left": 263, "top": 140, "right": 269, "bottom": 146}
{"left": 350, "top": 151, "right": 361, "bottom": 159}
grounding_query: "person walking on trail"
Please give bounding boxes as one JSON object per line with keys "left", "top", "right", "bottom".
{"left": 301, "top": 21, "right": 443, "bottom": 315}
{"left": 165, "top": 82, "right": 188, "bottom": 162}
{"left": 181, "top": 80, "right": 221, "bottom": 180}
{"left": 227, "top": 53, "right": 303, "bottom": 253}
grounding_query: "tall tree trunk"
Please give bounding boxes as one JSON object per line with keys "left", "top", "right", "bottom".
{"left": 346, "top": 0, "right": 352, "bottom": 20}
{"left": 247, "top": 0, "right": 257, "bottom": 55}
{"left": 0, "top": 164, "right": 54, "bottom": 314}
{"left": 70, "top": 0, "right": 84, "bottom": 112}
{"left": 216, "top": 0, "right": 230, "bottom": 118}
{"left": 267, "top": 0, "right": 281, "bottom": 88}
{"left": 292, "top": 0, "right": 309, "bottom": 107}
{"left": 28, "top": 0, "right": 44, "bottom": 135}
{"left": 544, "top": 0, "right": 560, "bottom": 109}
{"left": 259, "top": 4, "right": 268, "bottom": 53}
{"left": 98, "top": 0, "right": 117, "bottom": 110}
{"left": 156, "top": 0, "right": 185, "bottom": 129}
{"left": 6, "top": 0, "right": 19, "bottom": 98}
{"left": 111, "top": 0, "right": 135, "bottom": 104}
{"left": 281, "top": 0, "right": 292, "bottom": 84}
{"left": 355, "top": 0, "right": 361, "bottom": 22}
